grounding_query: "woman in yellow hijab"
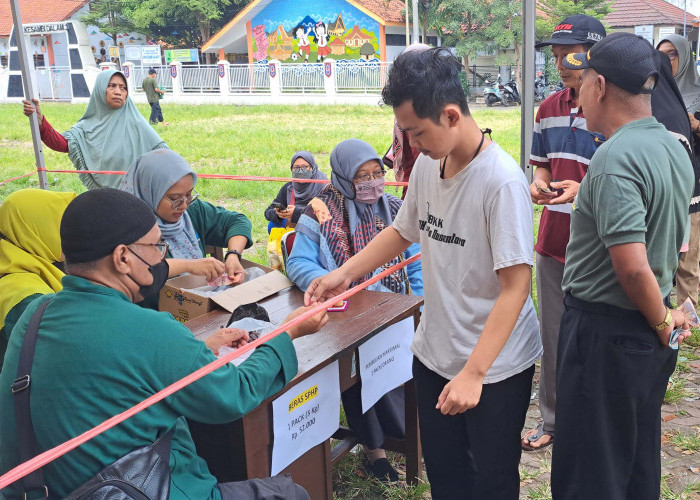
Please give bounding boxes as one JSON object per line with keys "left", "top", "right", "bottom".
{"left": 0, "top": 189, "right": 76, "bottom": 370}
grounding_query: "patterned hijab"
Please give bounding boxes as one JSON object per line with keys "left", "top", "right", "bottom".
{"left": 286, "top": 151, "right": 327, "bottom": 205}
{"left": 298, "top": 139, "right": 408, "bottom": 293}
{"left": 119, "top": 150, "right": 203, "bottom": 259}
{"left": 658, "top": 34, "right": 700, "bottom": 113}
{"left": 0, "top": 189, "right": 75, "bottom": 329}
{"left": 64, "top": 69, "right": 167, "bottom": 190}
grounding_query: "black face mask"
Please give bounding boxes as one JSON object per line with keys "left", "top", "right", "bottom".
{"left": 52, "top": 261, "right": 65, "bottom": 273}
{"left": 126, "top": 249, "right": 169, "bottom": 303}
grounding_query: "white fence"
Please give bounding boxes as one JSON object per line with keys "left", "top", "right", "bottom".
{"left": 335, "top": 61, "right": 391, "bottom": 94}
{"left": 229, "top": 64, "right": 270, "bottom": 93}
{"left": 280, "top": 63, "right": 325, "bottom": 94}
{"left": 130, "top": 65, "right": 173, "bottom": 92}
{"left": 180, "top": 65, "right": 220, "bottom": 93}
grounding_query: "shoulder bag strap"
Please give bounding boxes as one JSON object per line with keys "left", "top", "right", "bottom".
{"left": 12, "top": 297, "right": 52, "bottom": 499}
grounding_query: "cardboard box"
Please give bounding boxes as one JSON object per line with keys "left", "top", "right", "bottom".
{"left": 159, "top": 259, "right": 293, "bottom": 322}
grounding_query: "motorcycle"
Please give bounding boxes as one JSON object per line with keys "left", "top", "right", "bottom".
{"left": 483, "top": 80, "right": 503, "bottom": 107}
{"left": 500, "top": 79, "right": 521, "bottom": 106}
{"left": 534, "top": 74, "right": 546, "bottom": 103}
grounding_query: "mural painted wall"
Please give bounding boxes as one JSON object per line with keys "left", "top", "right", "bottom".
{"left": 250, "top": 0, "right": 381, "bottom": 63}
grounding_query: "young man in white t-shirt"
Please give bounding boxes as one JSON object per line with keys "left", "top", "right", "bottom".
{"left": 305, "top": 48, "right": 542, "bottom": 499}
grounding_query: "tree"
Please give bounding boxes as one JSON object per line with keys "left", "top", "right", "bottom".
{"left": 79, "top": 0, "right": 135, "bottom": 47}
{"left": 432, "top": 0, "right": 522, "bottom": 80}
{"left": 129, "top": 0, "right": 248, "bottom": 63}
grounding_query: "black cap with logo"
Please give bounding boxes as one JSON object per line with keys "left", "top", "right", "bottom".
{"left": 536, "top": 14, "right": 606, "bottom": 48}
{"left": 561, "top": 32, "right": 660, "bottom": 95}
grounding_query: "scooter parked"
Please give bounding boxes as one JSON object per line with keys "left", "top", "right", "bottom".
{"left": 501, "top": 79, "right": 521, "bottom": 106}
{"left": 483, "top": 80, "right": 503, "bottom": 107}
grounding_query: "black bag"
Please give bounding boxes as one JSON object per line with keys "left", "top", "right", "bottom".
{"left": 12, "top": 298, "right": 173, "bottom": 500}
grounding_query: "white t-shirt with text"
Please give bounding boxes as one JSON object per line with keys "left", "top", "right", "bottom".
{"left": 392, "top": 142, "right": 542, "bottom": 382}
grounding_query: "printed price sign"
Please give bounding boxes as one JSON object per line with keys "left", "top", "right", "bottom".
{"left": 358, "top": 317, "right": 414, "bottom": 412}
{"left": 271, "top": 361, "right": 340, "bottom": 475}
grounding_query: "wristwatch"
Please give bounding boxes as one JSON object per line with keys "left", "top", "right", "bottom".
{"left": 225, "top": 249, "right": 242, "bottom": 262}
{"left": 652, "top": 307, "right": 673, "bottom": 332}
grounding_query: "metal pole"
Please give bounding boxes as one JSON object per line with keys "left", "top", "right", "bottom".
{"left": 9, "top": 0, "right": 48, "bottom": 190}
{"left": 405, "top": 0, "right": 410, "bottom": 47}
{"left": 521, "top": 0, "right": 535, "bottom": 182}
{"left": 684, "top": 0, "right": 687, "bottom": 37}
{"left": 412, "top": 0, "right": 419, "bottom": 44}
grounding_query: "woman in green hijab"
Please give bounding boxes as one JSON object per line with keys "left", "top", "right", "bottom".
{"left": 22, "top": 69, "right": 168, "bottom": 190}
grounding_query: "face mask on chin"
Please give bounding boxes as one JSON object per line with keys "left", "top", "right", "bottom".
{"left": 353, "top": 178, "right": 385, "bottom": 204}
{"left": 126, "top": 249, "right": 170, "bottom": 303}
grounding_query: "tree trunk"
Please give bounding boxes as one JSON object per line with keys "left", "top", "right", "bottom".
{"left": 199, "top": 19, "right": 211, "bottom": 64}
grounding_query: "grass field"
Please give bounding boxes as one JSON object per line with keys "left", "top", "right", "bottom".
{"left": 0, "top": 103, "right": 523, "bottom": 264}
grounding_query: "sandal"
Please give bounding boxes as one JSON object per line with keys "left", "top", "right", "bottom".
{"left": 362, "top": 457, "right": 399, "bottom": 482}
{"left": 521, "top": 423, "right": 554, "bottom": 451}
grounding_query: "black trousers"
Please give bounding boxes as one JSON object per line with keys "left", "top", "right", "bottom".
{"left": 552, "top": 294, "right": 677, "bottom": 500}
{"left": 149, "top": 101, "right": 163, "bottom": 124}
{"left": 413, "top": 357, "right": 534, "bottom": 500}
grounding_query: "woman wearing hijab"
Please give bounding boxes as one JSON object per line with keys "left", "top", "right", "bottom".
{"left": 0, "top": 189, "right": 76, "bottom": 371}
{"left": 264, "top": 151, "right": 328, "bottom": 228}
{"left": 120, "top": 150, "right": 253, "bottom": 298}
{"left": 286, "top": 139, "right": 422, "bottom": 482}
{"left": 22, "top": 69, "right": 167, "bottom": 190}
{"left": 657, "top": 35, "right": 700, "bottom": 308}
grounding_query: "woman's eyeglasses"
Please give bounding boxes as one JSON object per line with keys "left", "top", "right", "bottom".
{"left": 354, "top": 170, "right": 386, "bottom": 183}
{"left": 131, "top": 241, "right": 169, "bottom": 259}
{"left": 167, "top": 190, "right": 199, "bottom": 209}
{"left": 107, "top": 83, "right": 128, "bottom": 92}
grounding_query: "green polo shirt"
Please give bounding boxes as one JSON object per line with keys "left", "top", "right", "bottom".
{"left": 562, "top": 117, "right": 693, "bottom": 309}
{"left": 142, "top": 76, "right": 160, "bottom": 104}
{"left": 0, "top": 276, "right": 298, "bottom": 499}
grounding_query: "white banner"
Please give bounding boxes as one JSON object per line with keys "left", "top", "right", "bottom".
{"left": 141, "top": 45, "right": 162, "bottom": 65}
{"left": 358, "top": 317, "right": 414, "bottom": 413}
{"left": 271, "top": 361, "right": 340, "bottom": 475}
{"left": 125, "top": 45, "right": 141, "bottom": 61}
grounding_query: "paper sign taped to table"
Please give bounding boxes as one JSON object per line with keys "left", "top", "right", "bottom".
{"left": 358, "top": 317, "right": 414, "bottom": 413}
{"left": 271, "top": 361, "right": 340, "bottom": 476}
{"left": 212, "top": 270, "right": 293, "bottom": 312}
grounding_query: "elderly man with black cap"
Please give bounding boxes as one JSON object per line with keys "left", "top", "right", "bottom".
{"left": 0, "top": 188, "right": 325, "bottom": 499}
{"left": 552, "top": 32, "right": 694, "bottom": 499}
{"left": 522, "top": 14, "right": 606, "bottom": 452}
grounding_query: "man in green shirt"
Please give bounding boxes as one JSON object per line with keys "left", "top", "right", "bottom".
{"left": 0, "top": 188, "right": 325, "bottom": 499}
{"left": 142, "top": 68, "right": 167, "bottom": 125}
{"left": 553, "top": 33, "right": 694, "bottom": 499}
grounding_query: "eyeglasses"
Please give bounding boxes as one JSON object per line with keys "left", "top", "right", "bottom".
{"left": 354, "top": 170, "right": 386, "bottom": 183}
{"left": 107, "top": 82, "right": 127, "bottom": 92}
{"left": 665, "top": 50, "right": 679, "bottom": 61}
{"left": 166, "top": 190, "right": 199, "bottom": 210}
{"left": 292, "top": 166, "right": 312, "bottom": 173}
{"left": 131, "top": 241, "right": 169, "bottom": 259}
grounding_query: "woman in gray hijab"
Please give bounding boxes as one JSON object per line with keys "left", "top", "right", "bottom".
{"left": 286, "top": 139, "right": 423, "bottom": 482}
{"left": 264, "top": 151, "right": 328, "bottom": 228}
{"left": 120, "top": 150, "right": 253, "bottom": 299}
{"left": 657, "top": 36, "right": 700, "bottom": 309}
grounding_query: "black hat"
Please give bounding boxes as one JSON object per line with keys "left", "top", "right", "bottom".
{"left": 562, "top": 32, "right": 660, "bottom": 95}
{"left": 536, "top": 15, "right": 606, "bottom": 48}
{"left": 61, "top": 188, "right": 157, "bottom": 264}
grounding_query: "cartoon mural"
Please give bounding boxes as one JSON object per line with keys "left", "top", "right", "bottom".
{"left": 250, "top": 0, "right": 380, "bottom": 63}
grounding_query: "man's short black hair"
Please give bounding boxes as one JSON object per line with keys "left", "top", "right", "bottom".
{"left": 148, "top": 68, "right": 157, "bottom": 75}
{"left": 382, "top": 47, "right": 470, "bottom": 123}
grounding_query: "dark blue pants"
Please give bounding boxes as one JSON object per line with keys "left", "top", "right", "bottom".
{"left": 552, "top": 294, "right": 677, "bottom": 500}
{"left": 413, "top": 357, "right": 534, "bottom": 499}
{"left": 149, "top": 101, "right": 163, "bottom": 124}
